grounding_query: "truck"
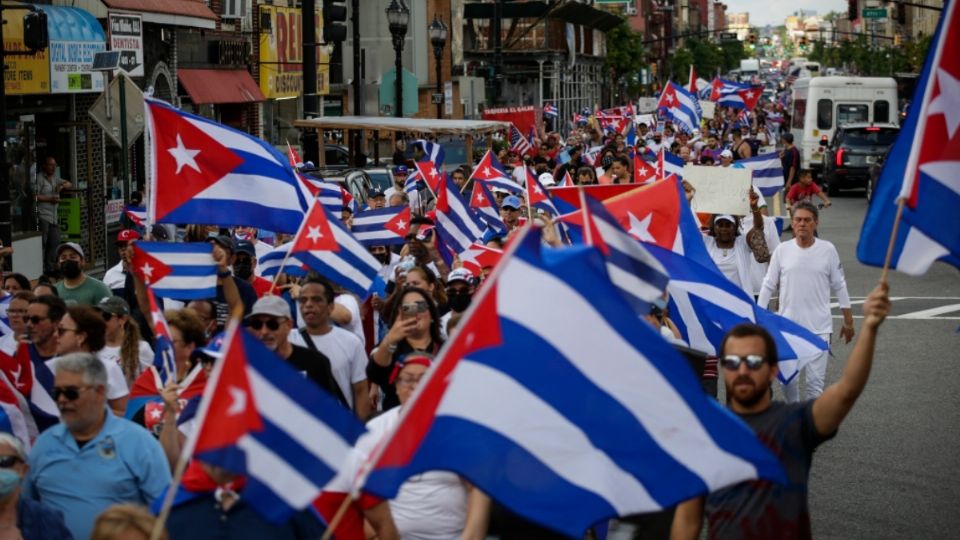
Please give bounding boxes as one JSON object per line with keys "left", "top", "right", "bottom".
{"left": 740, "top": 59, "right": 760, "bottom": 80}
{"left": 789, "top": 76, "right": 899, "bottom": 176}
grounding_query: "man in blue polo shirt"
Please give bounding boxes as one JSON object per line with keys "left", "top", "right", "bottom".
{"left": 23, "top": 352, "right": 171, "bottom": 540}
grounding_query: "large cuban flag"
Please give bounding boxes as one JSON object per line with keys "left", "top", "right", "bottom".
{"left": 359, "top": 229, "right": 785, "bottom": 538}
{"left": 145, "top": 98, "right": 309, "bottom": 233}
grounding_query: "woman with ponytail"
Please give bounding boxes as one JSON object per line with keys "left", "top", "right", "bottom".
{"left": 96, "top": 296, "right": 153, "bottom": 386}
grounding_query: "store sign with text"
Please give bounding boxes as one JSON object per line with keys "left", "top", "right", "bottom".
{"left": 2, "top": 8, "right": 50, "bottom": 95}
{"left": 259, "top": 5, "right": 328, "bottom": 99}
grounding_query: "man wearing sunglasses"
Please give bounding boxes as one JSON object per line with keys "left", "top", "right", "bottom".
{"left": 672, "top": 282, "right": 891, "bottom": 540}
{"left": 247, "top": 295, "right": 347, "bottom": 408}
{"left": 26, "top": 295, "right": 67, "bottom": 369}
{"left": 23, "top": 352, "right": 171, "bottom": 540}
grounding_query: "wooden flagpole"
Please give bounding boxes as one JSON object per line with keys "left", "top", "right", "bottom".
{"left": 879, "top": 198, "right": 906, "bottom": 283}
{"left": 320, "top": 494, "right": 356, "bottom": 540}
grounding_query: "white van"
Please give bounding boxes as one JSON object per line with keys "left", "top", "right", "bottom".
{"left": 789, "top": 76, "right": 898, "bottom": 173}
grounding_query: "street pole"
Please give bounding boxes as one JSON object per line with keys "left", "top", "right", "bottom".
{"left": 0, "top": 12, "right": 9, "bottom": 262}
{"left": 119, "top": 73, "right": 129, "bottom": 194}
{"left": 394, "top": 36, "right": 403, "bottom": 118}
{"left": 386, "top": 0, "right": 409, "bottom": 119}
{"left": 302, "top": 0, "right": 319, "bottom": 164}
{"left": 352, "top": 0, "right": 362, "bottom": 165}
{"left": 493, "top": 0, "right": 502, "bottom": 101}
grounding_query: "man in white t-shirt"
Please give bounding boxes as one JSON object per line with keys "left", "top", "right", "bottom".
{"left": 288, "top": 277, "right": 370, "bottom": 419}
{"left": 757, "top": 202, "right": 854, "bottom": 402}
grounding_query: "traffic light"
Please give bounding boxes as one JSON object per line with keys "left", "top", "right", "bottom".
{"left": 896, "top": 3, "right": 906, "bottom": 25}
{"left": 322, "top": 0, "right": 347, "bottom": 43}
{"left": 23, "top": 10, "right": 48, "bottom": 51}
{"left": 848, "top": 0, "right": 857, "bottom": 21}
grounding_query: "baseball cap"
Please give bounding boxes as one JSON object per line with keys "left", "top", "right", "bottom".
{"left": 234, "top": 240, "right": 256, "bottom": 257}
{"left": 715, "top": 214, "right": 736, "bottom": 224}
{"left": 207, "top": 234, "right": 235, "bottom": 253}
{"left": 197, "top": 332, "right": 227, "bottom": 359}
{"left": 446, "top": 268, "right": 474, "bottom": 285}
{"left": 56, "top": 242, "right": 84, "bottom": 259}
{"left": 393, "top": 165, "right": 408, "bottom": 175}
{"left": 538, "top": 172, "right": 556, "bottom": 187}
{"left": 502, "top": 195, "right": 522, "bottom": 210}
{"left": 368, "top": 188, "right": 385, "bottom": 199}
{"left": 97, "top": 296, "right": 130, "bottom": 316}
{"left": 116, "top": 229, "right": 140, "bottom": 244}
{"left": 720, "top": 149, "right": 734, "bottom": 159}
{"left": 249, "top": 295, "right": 291, "bottom": 319}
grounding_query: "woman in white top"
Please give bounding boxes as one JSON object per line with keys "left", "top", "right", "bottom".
{"left": 365, "top": 354, "right": 490, "bottom": 540}
{"left": 95, "top": 296, "right": 153, "bottom": 387}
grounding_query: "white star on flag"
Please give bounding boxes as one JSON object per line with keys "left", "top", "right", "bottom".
{"left": 475, "top": 193, "right": 485, "bottom": 205}
{"left": 167, "top": 134, "right": 201, "bottom": 174}
{"left": 306, "top": 226, "right": 324, "bottom": 244}
{"left": 927, "top": 68, "right": 960, "bottom": 140}
{"left": 745, "top": 91, "right": 755, "bottom": 99}
{"left": 627, "top": 212, "right": 656, "bottom": 243}
{"left": 149, "top": 408, "right": 163, "bottom": 420}
{"left": 483, "top": 166, "right": 492, "bottom": 176}
{"left": 395, "top": 219, "right": 406, "bottom": 230}
{"left": 141, "top": 263, "right": 154, "bottom": 280}
{"left": 665, "top": 93, "right": 675, "bottom": 105}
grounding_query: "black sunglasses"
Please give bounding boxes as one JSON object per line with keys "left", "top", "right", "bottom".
{"left": 246, "top": 318, "right": 281, "bottom": 331}
{"left": 52, "top": 385, "right": 94, "bottom": 401}
{"left": 100, "top": 312, "right": 114, "bottom": 322}
{"left": 720, "top": 354, "right": 766, "bottom": 371}
{"left": 26, "top": 315, "right": 48, "bottom": 325}
{"left": 0, "top": 456, "right": 21, "bottom": 469}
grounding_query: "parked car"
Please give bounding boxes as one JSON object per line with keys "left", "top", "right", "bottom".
{"left": 820, "top": 123, "right": 900, "bottom": 196}
{"left": 364, "top": 166, "right": 395, "bottom": 193}
{"left": 307, "top": 168, "right": 375, "bottom": 209}
{"left": 866, "top": 147, "right": 891, "bottom": 203}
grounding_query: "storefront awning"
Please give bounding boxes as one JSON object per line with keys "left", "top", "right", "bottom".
{"left": 37, "top": 5, "right": 108, "bottom": 94}
{"left": 178, "top": 69, "right": 266, "bottom": 105}
{"left": 102, "top": 0, "right": 217, "bottom": 29}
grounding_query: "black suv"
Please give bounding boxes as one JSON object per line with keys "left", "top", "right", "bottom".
{"left": 821, "top": 123, "right": 900, "bottom": 196}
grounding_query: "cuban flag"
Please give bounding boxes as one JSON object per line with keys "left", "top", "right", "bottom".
{"left": 657, "top": 82, "right": 701, "bottom": 134}
{"left": 359, "top": 229, "right": 785, "bottom": 537}
{"left": 459, "top": 242, "right": 504, "bottom": 276}
{"left": 634, "top": 154, "right": 657, "bottom": 184}
{"left": 0, "top": 372, "right": 38, "bottom": 449}
{"left": 415, "top": 139, "right": 445, "bottom": 168}
{"left": 509, "top": 124, "right": 534, "bottom": 156}
{"left": 289, "top": 198, "right": 386, "bottom": 299}
{"left": 147, "top": 288, "right": 178, "bottom": 384}
{"left": 572, "top": 196, "right": 669, "bottom": 314}
{"left": 718, "top": 87, "right": 763, "bottom": 111}
{"left": 710, "top": 77, "right": 749, "bottom": 101}
{"left": 469, "top": 181, "right": 508, "bottom": 235}
{"left": 543, "top": 102, "right": 558, "bottom": 118}
{"left": 738, "top": 152, "right": 786, "bottom": 196}
{"left": 657, "top": 150, "right": 685, "bottom": 179}
{"left": 860, "top": 0, "right": 960, "bottom": 276}
{"left": 123, "top": 205, "right": 147, "bottom": 227}
{"left": 525, "top": 168, "right": 562, "bottom": 216}
{"left": 434, "top": 176, "right": 487, "bottom": 255}
{"left": 402, "top": 168, "right": 423, "bottom": 195}
{"left": 145, "top": 98, "right": 308, "bottom": 234}
{"left": 131, "top": 242, "right": 218, "bottom": 300}
{"left": 127, "top": 364, "right": 207, "bottom": 424}
{"left": 414, "top": 160, "right": 445, "bottom": 195}
{"left": 188, "top": 323, "right": 366, "bottom": 523}
{"left": 558, "top": 170, "right": 575, "bottom": 188}
{"left": 583, "top": 145, "right": 604, "bottom": 167}
{"left": 297, "top": 172, "right": 346, "bottom": 217}
{"left": 258, "top": 242, "right": 308, "bottom": 279}
{"left": 351, "top": 206, "right": 412, "bottom": 246}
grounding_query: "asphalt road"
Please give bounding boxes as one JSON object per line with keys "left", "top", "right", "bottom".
{"left": 782, "top": 193, "right": 960, "bottom": 539}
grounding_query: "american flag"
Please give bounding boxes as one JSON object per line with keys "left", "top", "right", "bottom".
{"left": 510, "top": 124, "right": 533, "bottom": 156}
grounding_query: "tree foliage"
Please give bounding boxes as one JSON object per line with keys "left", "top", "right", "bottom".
{"left": 808, "top": 34, "right": 932, "bottom": 76}
{"left": 605, "top": 22, "right": 648, "bottom": 81}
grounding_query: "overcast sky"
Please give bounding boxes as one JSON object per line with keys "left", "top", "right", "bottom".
{"left": 721, "top": 0, "right": 849, "bottom": 27}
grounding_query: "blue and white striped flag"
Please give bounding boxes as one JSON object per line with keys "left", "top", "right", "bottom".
{"left": 361, "top": 229, "right": 786, "bottom": 537}
{"left": 131, "top": 242, "right": 218, "bottom": 299}
{"left": 658, "top": 150, "right": 685, "bottom": 179}
{"left": 435, "top": 176, "right": 487, "bottom": 255}
{"left": 258, "top": 242, "right": 308, "bottom": 279}
{"left": 351, "top": 206, "right": 412, "bottom": 246}
{"left": 738, "top": 152, "right": 785, "bottom": 196}
{"left": 416, "top": 139, "right": 445, "bottom": 168}
{"left": 656, "top": 82, "right": 701, "bottom": 134}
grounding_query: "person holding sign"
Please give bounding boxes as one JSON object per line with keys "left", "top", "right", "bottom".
{"left": 702, "top": 190, "right": 770, "bottom": 296}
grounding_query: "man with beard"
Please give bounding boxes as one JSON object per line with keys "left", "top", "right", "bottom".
{"left": 54, "top": 243, "right": 111, "bottom": 306}
{"left": 247, "top": 295, "right": 346, "bottom": 407}
{"left": 672, "top": 282, "right": 890, "bottom": 540}
{"left": 439, "top": 269, "right": 475, "bottom": 339}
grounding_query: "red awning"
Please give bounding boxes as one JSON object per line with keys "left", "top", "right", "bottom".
{"left": 102, "top": 0, "right": 217, "bottom": 20}
{"left": 178, "top": 69, "right": 266, "bottom": 105}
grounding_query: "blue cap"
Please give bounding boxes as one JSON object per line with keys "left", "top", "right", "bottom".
{"left": 393, "top": 165, "right": 408, "bottom": 174}
{"left": 368, "top": 188, "right": 385, "bottom": 198}
{"left": 195, "top": 332, "right": 226, "bottom": 360}
{"left": 502, "top": 196, "right": 522, "bottom": 210}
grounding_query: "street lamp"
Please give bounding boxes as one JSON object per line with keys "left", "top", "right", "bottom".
{"left": 429, "top": 15, "right": 448, "bottom": 119}
{"left": 386, "top": 0, "right": 410, "bottom": 118}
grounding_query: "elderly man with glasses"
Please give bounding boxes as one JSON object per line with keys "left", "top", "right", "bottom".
{"left": 23, "top": 352, "right": 171, "bottom": 540}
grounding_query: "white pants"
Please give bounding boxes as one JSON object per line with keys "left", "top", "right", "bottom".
{"left": 782, "top": 333, "right": 831, "bottom": 403}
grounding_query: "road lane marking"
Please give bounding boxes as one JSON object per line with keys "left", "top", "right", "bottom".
{"left": 897, "top": 303, "right": 960, "bottom": 320}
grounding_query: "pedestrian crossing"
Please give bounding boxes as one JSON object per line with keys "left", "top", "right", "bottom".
{"left": 828, "top": 297, "right": 960, "bottom": 321}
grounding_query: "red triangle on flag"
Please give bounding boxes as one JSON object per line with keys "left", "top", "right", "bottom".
{"left": 131, "top": 243, "right": 174, "bottom": 285}
{"left": 738, "top": 87, "right": 761, "bottom": 110}
{"left": 385, "top": 206, "right": 412, "bottom": 238}
{"left": 0, "top": 341, "right": 33, "bottom": 396}
{"left": 602, "top": 176, "right": 682, "bottom": 250}
{"left": 290, "top": 200, "right": 340, "bottom": 253}
{"left": 634, "top": 154, "right": 657, "bottom": 184}
{"left": 415, "top": 161, "right": 444, "bottom": 193}
{"left": 148, "top": 102, "right": 245, "bottom": 221}
{"left": 193, "top": 328, "right": 263, "bottom": 454}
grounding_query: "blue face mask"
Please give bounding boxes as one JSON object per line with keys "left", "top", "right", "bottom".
{"left": 0, "top": 469, "right": 21, "bottom": 498}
